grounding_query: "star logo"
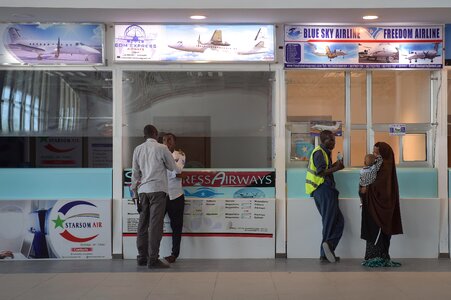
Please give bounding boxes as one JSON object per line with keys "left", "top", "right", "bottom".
{"left": 52, "top": 215, "right": 65, "bottom": 229}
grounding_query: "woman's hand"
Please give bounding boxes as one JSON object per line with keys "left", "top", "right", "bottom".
{"left": 360, "top": 186, "right": 368, "bottom": 194}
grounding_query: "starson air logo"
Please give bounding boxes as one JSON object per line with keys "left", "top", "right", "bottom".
{"left": 52, "top": 201, "right": 103, "bottom": 242}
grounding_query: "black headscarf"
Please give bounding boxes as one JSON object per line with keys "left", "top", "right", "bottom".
{"left": 364, "top": 142, "right": 403, "bottom": 236}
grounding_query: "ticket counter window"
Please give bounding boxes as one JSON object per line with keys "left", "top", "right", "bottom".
{"left": 287, "top": 70, "right": 435, "bottom": 167}
{"left": 122, "top": 71, "right": 274, "bottom": 169}
{"left": 0, "top": 70, "right": 113, "bottom": 168}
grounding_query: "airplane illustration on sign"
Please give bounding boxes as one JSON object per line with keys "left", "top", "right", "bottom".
{"left": 405, "top": 43, "right": 441, "bottom": 63}
{"left": 6, "top": 27, "right": 101, "bottom": 61}
{"left": 359, "top": 43, "right": 399, "bottom": 62}
{"left": 311, "top": 121, "right": 342, "bottom": 132}
{"left": 168, "top": 28, "right": 268, "bottom": 55}
{"left": 308, "top": 43, "right": 347, "bottom": 61}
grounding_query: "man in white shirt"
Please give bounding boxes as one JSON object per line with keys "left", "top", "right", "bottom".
{"left": 162, "top": 133, "right": 186, "bottom": 263}
{"left": 131, "top": 125, "right": 179, "bottom": 269}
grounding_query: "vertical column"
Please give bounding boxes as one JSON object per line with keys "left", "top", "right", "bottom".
{"left": 274, "top": 65, "right": 286, "bottom": 255}
{"left": 435, "top": 69, "right": 449, "bottom": 256}
{"left": 366, "top": 71, "right": 373, "bottom": 152}
{"left": 344, "top": 71, "right": 351, "bottom": 166}
{"left": 112, "top": 68, "right": 123, "bottom": 257}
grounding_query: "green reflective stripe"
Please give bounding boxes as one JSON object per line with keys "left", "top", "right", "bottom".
{"left": 306, "top": 179, "right": 319, "bottom": 188}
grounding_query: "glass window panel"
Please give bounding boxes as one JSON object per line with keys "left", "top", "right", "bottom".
{"left": 372, "top": 71, "right": 430, "bottom": 124}
{"left": 351, "top": 71, "right": 366, "bottom": 124}
{"left": 374, "top": 132, "right": 400, "bottom": 164}
{"left": 123, "top": 71, "right": 274, "bottom": 169}
{"left": 350, "top": 130, "right": 367, "bottom": 167}
{"left": 287, "top": 70, "right": 345, "bottom": 122}
{"left": 0, "top": 71, "right": 112, "bottom": 168}
{"left": 403, "top": 134, "right": 426, "bottom": 161}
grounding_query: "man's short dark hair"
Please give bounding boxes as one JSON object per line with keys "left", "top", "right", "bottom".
{"left": 143, "top": 124, "right": 158, "bottom": 139}
{"left": 163, "top": 132, "right": 176, "bottom": 141}
{"left": 319, "top": 130, "right": 333, "bottom": 143}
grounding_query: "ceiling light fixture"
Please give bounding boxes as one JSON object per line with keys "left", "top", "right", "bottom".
{"left": 190, "top": 15, "right": 207, "bottom": 20}
{"left": 363, "top": 15, "right": 379, "bottom": 20}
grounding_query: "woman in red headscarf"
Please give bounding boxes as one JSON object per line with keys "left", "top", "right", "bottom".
{"left": 360, "top": 142, "right": 403, "bottom": 267}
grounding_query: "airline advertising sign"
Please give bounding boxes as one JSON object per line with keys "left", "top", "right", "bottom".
{"left": 284, "top": 25, "right": 443, "bottom": 69}
{"left": 114, "top": 24, "right": 275, "bottom": 62}
{"left": 0, "top": 199, "right": 111, "bottom": 260}
{"left": 445, "top": 24, "right": 451, "bottom": 66}
{"left": 0, "top": 23, "right": 105, "bottom": 66}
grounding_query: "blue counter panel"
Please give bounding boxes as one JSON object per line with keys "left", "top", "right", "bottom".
{"left": 0, "top": 168, "right": 112, "bottom": 200}
{"left": 288, "top": 168, "right": 437, "bottom": 199}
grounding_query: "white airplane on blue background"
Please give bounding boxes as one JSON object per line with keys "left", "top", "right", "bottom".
{"left": 168, "top": 28, "right": 268, "bottom": 55}
{"left": 308, "top": 43, "right": 347, "bottom": 61}
{"left": 6, "top": 27, "right": 100, "bottom": 61}
{"left": 405, "top": 43, "right": 441, "bottom": 63}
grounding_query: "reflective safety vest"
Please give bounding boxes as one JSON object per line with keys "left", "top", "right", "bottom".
{"left": 305, "top": 146, "right": 329, "bottom": 195}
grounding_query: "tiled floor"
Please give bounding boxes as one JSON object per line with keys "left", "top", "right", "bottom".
{"left": 1, "top": 259, "right": 451, "bottom": 299}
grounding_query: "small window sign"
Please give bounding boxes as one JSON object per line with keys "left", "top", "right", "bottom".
{"left": 389, "top": 124, "right": 406, "bottom": 136}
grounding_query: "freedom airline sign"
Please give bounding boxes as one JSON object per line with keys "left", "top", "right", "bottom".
{"left": 284, "top": 25, "right": 443, "bottom": 69}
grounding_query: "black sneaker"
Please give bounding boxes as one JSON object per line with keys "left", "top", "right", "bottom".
{"left": 322, "top": 241, "right": 336, "bottom": 263}
{"left": 137, "top": 256, "right": 147, "bottom": 266}
{"left": 148, "top": 259, "right": 170, "bottom": 269}
{"left": 320, "top": 255, "right": 340, "bottom": 263}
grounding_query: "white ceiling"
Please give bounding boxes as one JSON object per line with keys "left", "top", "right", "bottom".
{"left": 1, "top": 7, "right": 451, "bottom": 24}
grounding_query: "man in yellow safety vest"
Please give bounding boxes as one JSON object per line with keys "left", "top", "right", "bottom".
{"left": 305, "top": 130, "right": 344, "bottom": 263}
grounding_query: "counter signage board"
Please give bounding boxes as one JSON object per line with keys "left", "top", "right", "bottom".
{"left": 284, "top": 25, "right": 443, "bottom": 69}
{"left": 114, "top": 24, "right": 275, "bottom": 62}
{"left": 0, "top": 23, "right": 105, "bottom": 66}
{"left": 0, "top": 199, "right": 111, "bottom": 260}
{"left": 123, "top": 169, "right": 275, "bottom": 236}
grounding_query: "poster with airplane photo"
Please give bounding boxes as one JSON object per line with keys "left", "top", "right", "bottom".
{"left": 285, "top": 25, "right": 443, "bottom": 69}
{"left": 114, "top": 24, "right": 275, "bottom": 62}
{"left": 303, "top": 42, "right": 358, "bottom": 64}
{"left": 310, "top": 121, "right": 342, "bottom": 137}
{"left": 0, "top": 23, "right": 104, "bottom": 66}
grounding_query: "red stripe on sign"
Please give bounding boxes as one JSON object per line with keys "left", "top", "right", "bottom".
{"left": 123, "top": 233, "right": 273, "bottom": 238}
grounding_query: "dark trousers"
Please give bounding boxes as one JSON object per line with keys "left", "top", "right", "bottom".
{"left": 136, "top": 191, "right": 167, "bottom": 263}
{"left": 166, "top": 194, "right": 185, "bottom": 257}
{"left": 312, "top": 184, "right": 344, "bottom": 257}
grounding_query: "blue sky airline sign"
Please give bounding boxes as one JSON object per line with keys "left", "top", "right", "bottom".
{"left": 114, "top": 24, "right": 275, "bottom": 62}
{"left": 445, "top": 24, "right": 451, "bottom": 66}
{"left": 284, "top": 25, "right": 443, "bottom": 69}
{"left": 0, "top": 23, "right": 104, "bottom": 66}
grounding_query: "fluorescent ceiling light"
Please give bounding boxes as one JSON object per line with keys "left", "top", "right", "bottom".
{"left": 363, "top": 15, "right": 379, "bottom": 20}
{"left": 190, "top": 15, "right": 207, "bottom": 20}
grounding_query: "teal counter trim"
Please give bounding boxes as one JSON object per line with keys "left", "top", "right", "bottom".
{"left": 0, "top": 168, "right": 112, "bottom": 200}
{"left": 288, "top": 168, "right": 437, "bottom": 199}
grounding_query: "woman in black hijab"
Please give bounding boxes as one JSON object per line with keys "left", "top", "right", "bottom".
{"left": 360, "top": 142, "right": 403, "bottom": 267}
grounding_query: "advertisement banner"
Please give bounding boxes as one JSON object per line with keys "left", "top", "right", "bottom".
{"left": 114, "top": 24, "right": 275, "bottom": 62}
{"left": 36, "top": 137, "right": 82, "bottom": 167}
{"left": 0, "top": 199, "right": 111, "bottom": 260}
{"left": 0, "top": 23, "right": 104, "bottom": 66}
{"left": 285, "top": 25, "right": 443, "bottom": 69}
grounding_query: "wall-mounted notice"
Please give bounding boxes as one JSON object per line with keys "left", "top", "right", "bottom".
{"left": 114, "top": 24, "right": 275, "bottom": 62}
{"left": 0, "top": 199, "right": 111, "bottom": 260}
{"left": 0, "top": 23, "right": 104, "bottom": 65}
{"left": 285, "top": 25, "right": 443, "bottom": 69}
{"left": 389, "top": 124, "right": 406, "bottom": 136}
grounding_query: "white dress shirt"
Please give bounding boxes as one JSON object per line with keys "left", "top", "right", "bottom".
{"left": 131, "top": 138, "right": 179, "bottom": 196}
{"left": 167, "top": 150, "right": 186, "bottom": 200}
